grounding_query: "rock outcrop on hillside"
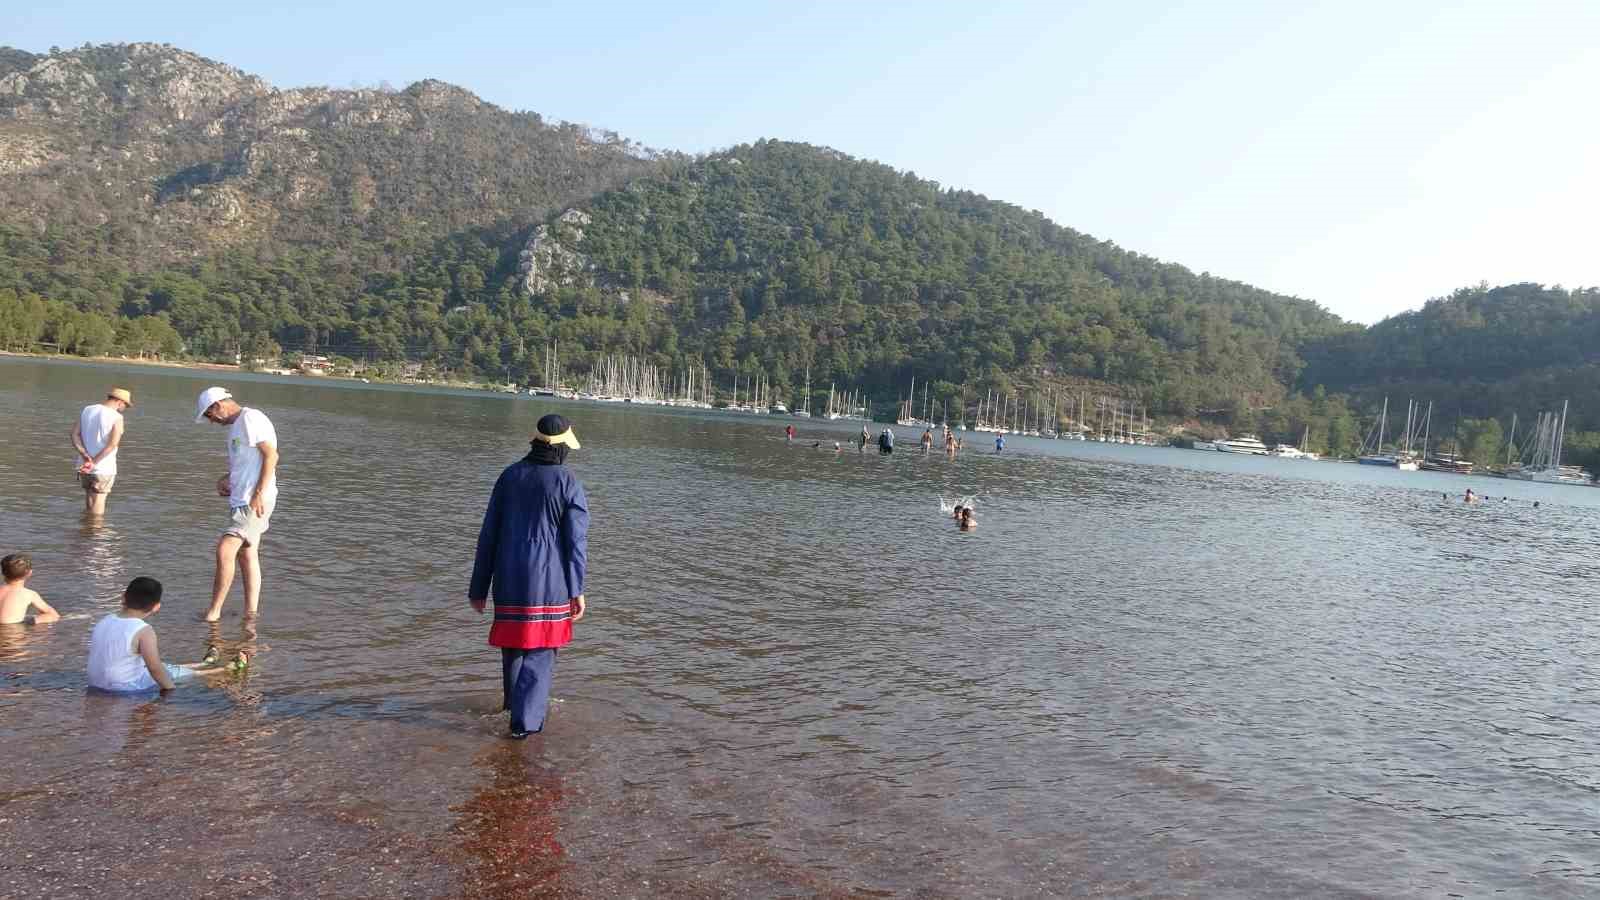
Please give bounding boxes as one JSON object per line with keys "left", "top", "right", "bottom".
{"left": 517, "top": 209, "right": 593, "bottom": 296}
{"left": 0, "top": 43, "right": 656, "bottom": 264}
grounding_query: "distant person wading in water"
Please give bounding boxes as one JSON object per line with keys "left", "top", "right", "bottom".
{"left": 469, "top": 414, "right": 589, "bottom": 739}
{"left": 860, "top": 425, "right": 870, "bottom": 453}
{"left": 71, "top": 387, "right": 132, "bottom": 516}
{"left": 995, "top": 434, "right": 1005, "bottom": 453}
{"left": 879, "top": 428, "right": 895, "bottom": 455}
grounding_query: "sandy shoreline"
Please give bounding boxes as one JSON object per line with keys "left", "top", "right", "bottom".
{"left": 0, "top": 349, "right": 500, "bottom": 392}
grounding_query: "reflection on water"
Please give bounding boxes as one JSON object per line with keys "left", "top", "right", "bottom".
{"left": 3, "top": 357, "right": 1600, "bottom": 896}
{"left": 80, "top": 689, "right": 163, "bottom": 754}
{"left": 72, "top": 512, "right": 129, "bottom": 608}
{"left": 0, "top": 622, "right": 52, "bottom": 665}
{"left": 453, "top": 744, "right": 568, "bottom": 898}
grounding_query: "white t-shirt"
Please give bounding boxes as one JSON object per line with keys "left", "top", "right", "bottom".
{"left": 228, "top": 407, "right": 279, "bottom": 509}
{"left": 78, "top": 403, "right": 123, "bottom": 476}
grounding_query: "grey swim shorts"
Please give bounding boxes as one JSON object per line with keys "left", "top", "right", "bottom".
{"left": 225, "top": 504, "right": 273, "bottom": 547}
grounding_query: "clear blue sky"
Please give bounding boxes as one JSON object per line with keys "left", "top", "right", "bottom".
{"left": 6, "top": 1, "right": 1597, "bottom": 323}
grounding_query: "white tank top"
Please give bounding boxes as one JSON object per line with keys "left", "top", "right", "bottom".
{"left": 87, "top": 614, "right": 155, "bottom": 691}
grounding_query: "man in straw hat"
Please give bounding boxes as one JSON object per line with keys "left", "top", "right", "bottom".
{"left": 195, "top": 386, "right": 279, "bottom": 622}
{"left": 70, "top": 387, "right": 132, "bottom": 515}
{"left": 469, "top": 413, "right": 589, "bottom": 738}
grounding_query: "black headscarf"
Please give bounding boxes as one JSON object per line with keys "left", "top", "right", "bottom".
{"left": 524, "top": 441, "right": 568, "bottom": 466}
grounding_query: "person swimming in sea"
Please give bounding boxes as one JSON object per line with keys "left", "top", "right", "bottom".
{"left": 958, "top": 507, "right": 976, "bottom": 530}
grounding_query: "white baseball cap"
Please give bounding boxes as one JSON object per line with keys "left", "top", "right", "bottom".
{"left": 195, "top": 386, "right": 233, "bottom": 423}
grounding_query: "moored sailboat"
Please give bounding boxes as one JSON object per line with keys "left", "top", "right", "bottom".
{"left": 1357, "top": 397, "right": 1417, "bottom": 469}
{"left": 1506, "top": 401, "right": 1592, "bottom": 485}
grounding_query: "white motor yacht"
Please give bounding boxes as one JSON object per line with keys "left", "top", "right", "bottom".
{"left": 1215, "top": 434, "right": 1270, "bottom": 455}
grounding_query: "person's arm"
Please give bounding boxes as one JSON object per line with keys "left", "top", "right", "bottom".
{"left": 249, "top": 440, "right": 278, "bottom": 517}
{"left": 71, "top": 421, "right": 91, "bottom": 468}
{"left": 135, "top": 627, "right": 177, "bottom": 691}
{"left": 562, "top": 479, "right": 590, "bottom": 620}
{"left": 29, "top": 593, "right": 60, "bottom": 624}
{"left": 468, "top": 473, "right": 506, "bottom": 612}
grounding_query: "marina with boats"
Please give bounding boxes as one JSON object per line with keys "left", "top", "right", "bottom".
{"left": 1186, "top": 394, "right": 1595, "bottom": 486}
{"left": 518, "top": 341, "right": 1596, "bottom": 484}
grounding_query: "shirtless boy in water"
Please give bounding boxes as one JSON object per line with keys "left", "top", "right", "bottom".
{"left": 0, "top": 554, "right": 60, "bottom": 625}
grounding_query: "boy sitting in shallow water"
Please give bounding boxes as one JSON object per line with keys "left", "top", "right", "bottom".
{"left": 87, "top": 577, "right": 220, "bottom": 692}
{"left": 0, "top": 553, "right": 60, "bottom": 625}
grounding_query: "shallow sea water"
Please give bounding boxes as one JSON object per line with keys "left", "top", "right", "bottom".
{"left": 3, "top": 356, "right": 1600, "bottom": 897}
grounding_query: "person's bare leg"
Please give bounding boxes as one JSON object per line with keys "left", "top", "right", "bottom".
{"left": 239, "top": 542, "right": 262, "bottom": 617}
{"left": 89, "top": 490, "right": 108, "bottom": 516}
{"left": 83, "top": 488, "right": 96, "bottom": 513}
{"left": 205, "top": 534, "right": 245, "bottom": 621}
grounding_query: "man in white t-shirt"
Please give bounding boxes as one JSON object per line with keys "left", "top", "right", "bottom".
{"left": 195, "top": 387, "right": 280, "bottom": 622}
{"left": 70, "top": 387, "right": 132, "bottom": 515}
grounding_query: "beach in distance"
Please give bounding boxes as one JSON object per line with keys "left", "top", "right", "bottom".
{"left": 3, "top": 355, "right": 1599, "bottom": 897}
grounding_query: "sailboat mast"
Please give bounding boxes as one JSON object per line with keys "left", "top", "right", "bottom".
{"left": 1557, "top": 399, "right": 1569, "bottom": 468}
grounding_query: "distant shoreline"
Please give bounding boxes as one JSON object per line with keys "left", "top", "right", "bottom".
{"left": 0, "top": 348, "right": 244, "bottom": 372}
{"left": 0, "top": 350, "right": 500, "bottom": 392}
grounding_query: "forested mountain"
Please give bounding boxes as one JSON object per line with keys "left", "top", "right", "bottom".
{"left": 542, "top": 140, "right": 1351, "bottom": 416}
{"left": 1299, "top": 283, "right": 1600, "bottom": 431}
{"left": 0, "top": 43, "right": 1355, "bottom": 427}
{"left": 0, "top": 42, "right": 657, "bottom": 360}
{"left": 12, "top": 41, "right": 1591, "bottom": 468}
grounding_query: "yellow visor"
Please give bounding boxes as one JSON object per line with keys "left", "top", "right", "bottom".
{"left": 533, "top": 428, "right": 580, "bottom": 449}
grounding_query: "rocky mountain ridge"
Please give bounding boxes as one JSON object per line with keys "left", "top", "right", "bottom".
{"left": 0, "top": 42, "right": 656, "bottom": 262}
